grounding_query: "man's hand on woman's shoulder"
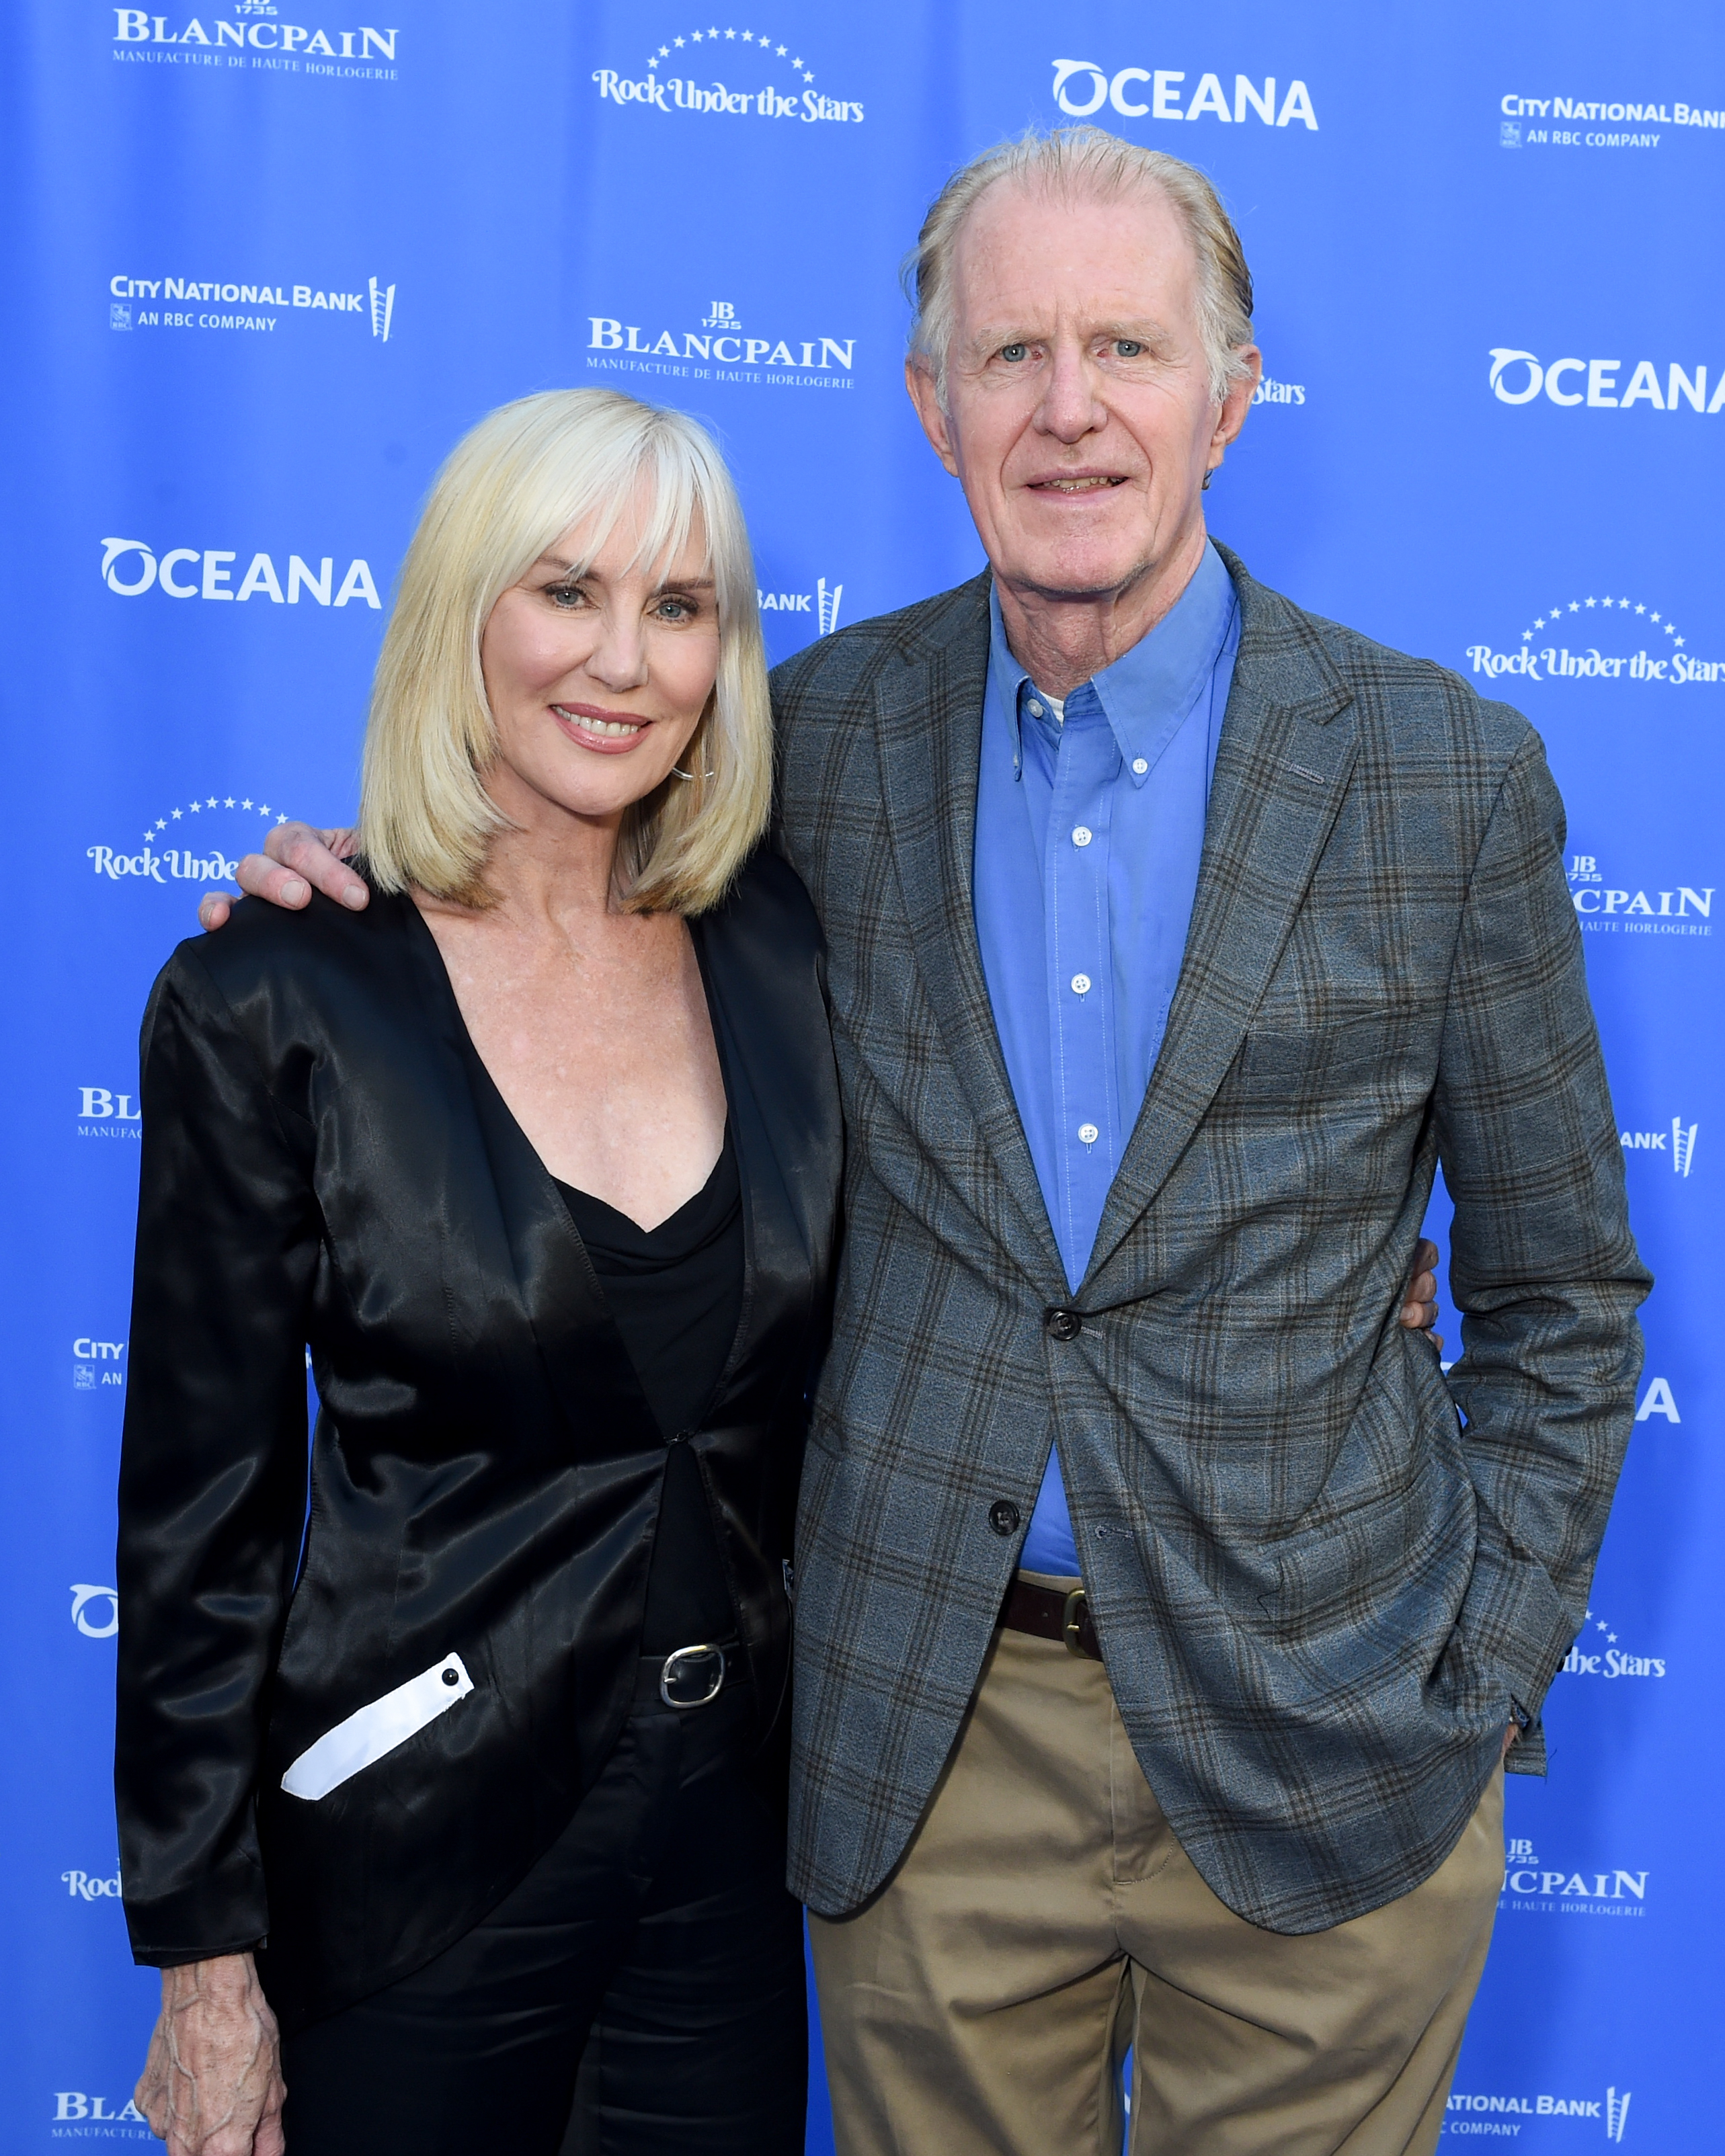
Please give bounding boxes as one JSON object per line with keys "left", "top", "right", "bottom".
{"left": 197, "top": 822, "right": 368, "bottom": 932}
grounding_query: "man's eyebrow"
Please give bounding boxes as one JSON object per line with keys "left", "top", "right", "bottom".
{"left": 962, "top": 317, "right": 1177, "bottom": 357}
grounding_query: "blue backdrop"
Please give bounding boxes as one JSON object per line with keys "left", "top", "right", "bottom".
{"left": 1, "top": 3, "right": 1718, "bottom": 2147}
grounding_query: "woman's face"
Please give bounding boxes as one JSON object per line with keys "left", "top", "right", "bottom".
{"left": 478, "top": 493, "right": 719, "bottom": 827}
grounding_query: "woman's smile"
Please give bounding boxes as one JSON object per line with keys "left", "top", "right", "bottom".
{"left": 551, "top": 700, "right": 653, "bottom": 753}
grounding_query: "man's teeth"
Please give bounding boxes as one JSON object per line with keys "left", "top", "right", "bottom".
{"left": 556, "top": 708, "right": 643, "bottom": 737}
{"left": 1041, "top": 476, "right": 1120, "bottom": 492}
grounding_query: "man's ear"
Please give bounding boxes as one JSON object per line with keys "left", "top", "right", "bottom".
{"left": 905, "top": 357, "right": 961, "bottom": 477}
{"left": 1209, "top": 345, "right": 1262, "bottom": 466}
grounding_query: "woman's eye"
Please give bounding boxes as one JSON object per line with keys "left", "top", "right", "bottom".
{"left": 655, "top": 596, "right": 697, "bottom": 623}
{"left": 547, "top": 583, "right": 586, "bottom": 610}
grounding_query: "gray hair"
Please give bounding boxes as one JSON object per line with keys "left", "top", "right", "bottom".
{"left": 905, "top": 126, "right": 1255, "bottom": 407}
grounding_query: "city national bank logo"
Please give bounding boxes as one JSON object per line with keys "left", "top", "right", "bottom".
{"left": 588, "top": 304, "right": 854, "bottom": 393}
{"left": 1618, "top": 1118, "right": 1699, "bottom": 1175}
{"left": 1560, "top": 1606, "right": 1666, "bottom": 1680}
{"left": 1052, "top": 59, "right": 1317, "bottom": 130}
{"left": 1466, "top": 585, "right": 1724, "bottom": 689}
{"left": 73, "top": 1337, "right": 127, "bottom": 1391}
{"left": 1500, "top": 1833, "right": 1648, "bottom": 1919}
{"left": 112, "top": 7, "right": 398, "bottom": 80}
{"left": 109, "top": 272, "right": 394, "bottom": 340}
{"left": 101, "top": 538, "right": 380, "bottom": 608}
{"left": 51, "top": 2090, "right": 149, "bottom": 2139}
{"left": 759, "top": 577, "right": 843, "bottom": 635}
{"left": 87, "top": 789, "right": 292, "bottom": 892}
{"left": 70, "top": 1585, "right": 120, "bottom": 1638}
{"left": 1500, "top": 87, "right": 1725, "bottom": 151}
{"left": 1488, "top": 347, "right": 1725, "bottom": 415}
{"left": 594, "top": 23, "right": 862, "bottom": 124}
{"left": 1564, "top": 853, "right": 1712, "bottom": 940}
{"left": 1446, "top": 2088, "right": 1632, "bottom": 2140}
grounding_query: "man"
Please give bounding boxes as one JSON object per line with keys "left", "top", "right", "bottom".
{"left": 212, "top": 129, "right": 1646, "bottom": 2156}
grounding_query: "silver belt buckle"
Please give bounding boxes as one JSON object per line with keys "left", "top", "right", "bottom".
{"left": 659, "top": 1642, "right": 727, "bottom": 1710}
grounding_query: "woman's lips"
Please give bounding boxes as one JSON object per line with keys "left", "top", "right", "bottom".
{"left": 551, "top": 702, "right": 650, "bottom": 753}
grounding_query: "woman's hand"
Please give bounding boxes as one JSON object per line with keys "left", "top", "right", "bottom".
{"left": 136, "top": 1954, "right": 286, "bottom": 2156}
{"left": 198, "top": 821, "right": 368, "bottom": 931}
{"left": 1398, "top": 1237, "right": 1442, "bottom": 1350}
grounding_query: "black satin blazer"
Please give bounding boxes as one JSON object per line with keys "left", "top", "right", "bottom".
{"left": 114, "top": 851, "right": 841, "bottom": 2034}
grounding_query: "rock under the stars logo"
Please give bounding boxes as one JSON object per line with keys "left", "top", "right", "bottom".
{"left": 86, "top": 790, "right": 292, "bottom": 887}
{"left": 591, "top": 22, "right": 864, "bottom": 122}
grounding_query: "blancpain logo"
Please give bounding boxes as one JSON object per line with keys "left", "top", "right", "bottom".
{"left": 1466, "top": 585, "right": 1724, "bottom": 688}
{"left": 595, "top": 23, "right": 861, "bottom": 123}
{"left": 108, "top": 273, "right": 393, "bottom": 339}
{"left": 112, "top": 8, "right": 398, "bottom": 79}
{"left": 1488, "top": 347, "right": 1725, "bottom": 412}
{"left": 1563, "top": 852, "right": 1714, "bottom": 943}
{"left": 1447, "top": 2088, "right": 1632, "bottom": 2138}
{"left": 1500, "top": 1834, "right": 1648, "bottom": 1914}
{"left": 51, "top": 2090, "right": 149, "bottom": 2130}
{"left": 588, "top": 310, "right": 854, "bottom": 392}
{"left": 100, "top": 537, "right": 380, "bottom": 606}
{"left": 1051, "top": 58, "right": 1316, "bottom": 130}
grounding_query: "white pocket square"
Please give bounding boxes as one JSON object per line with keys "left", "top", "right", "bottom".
{"left": 282, "top": 1653, "right": 474, "bottom": 1801}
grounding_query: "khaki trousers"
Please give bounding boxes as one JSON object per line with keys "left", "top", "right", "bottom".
{"left": 810, "top": 1608, "right": 1502, "bottom": 2156}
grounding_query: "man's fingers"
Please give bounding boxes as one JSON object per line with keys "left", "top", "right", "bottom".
{"left": 1414, "top": 1237, "right": 1439, "bottom": 1271}
{"left": 233, "top": 856, "right": 312, "bottom": 909}
{"left": 198, "top": 893, "right": 236, "bottom": 934}
{"left": 260, "top": 821, "right": 368, "bottom": 907}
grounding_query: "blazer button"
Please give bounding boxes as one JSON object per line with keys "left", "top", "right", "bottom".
{"left": 1045, "top": 1307, "right": 1084, "bottom": 1341}
{"left": 989, "top": 1499, "right": 1021, "bottom": 1537}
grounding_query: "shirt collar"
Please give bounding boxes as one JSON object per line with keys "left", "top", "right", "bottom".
{"left": 987, "top": 539, "right": 1239, "bottom": 788}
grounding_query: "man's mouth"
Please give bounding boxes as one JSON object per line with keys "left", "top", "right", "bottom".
{"left": 553, "top": 704, "right": 646, "bottom": 739}
{"left": 1029, "top": 474, "right": 1127, "bottom": 495}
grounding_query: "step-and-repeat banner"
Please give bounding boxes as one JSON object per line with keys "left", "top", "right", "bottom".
{"left": 1, "top": 3, "right": 1717, "bottom": 2147}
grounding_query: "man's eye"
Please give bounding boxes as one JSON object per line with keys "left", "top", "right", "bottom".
{"left": 1113, "top": 339, "right": 1145, "bottom": 358}
{"left": 1000, "top": 343, "right": 1029, "bottom": 363}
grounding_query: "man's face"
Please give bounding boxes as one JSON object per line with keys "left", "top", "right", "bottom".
{"left": 908, "top": 182, "right": 1258, "bottom": 606}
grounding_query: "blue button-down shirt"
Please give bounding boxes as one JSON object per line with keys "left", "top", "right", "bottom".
{"left": 973, "top": 541, "right": 1240, "bottom": 1576}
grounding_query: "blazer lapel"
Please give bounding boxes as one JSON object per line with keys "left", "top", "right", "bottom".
{"left": 1081, "top": 554, "right": 1359, "bottom": 1296}
{"left": 872, "top": 576, "right": 1066, "bottom": 1289}
{"left": 397, "top": 896, "right": 663, "bottom": 1456}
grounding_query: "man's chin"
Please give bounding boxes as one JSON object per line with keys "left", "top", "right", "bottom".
{"left": 994, "top": 542, "right": 1161, "bottom": 604}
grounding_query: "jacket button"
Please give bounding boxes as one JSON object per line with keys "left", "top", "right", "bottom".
{"left": 442, "top": 1667, "right": 460, "bottom": 1687}
{"left": 1045, "top": 1307, "right": 1083, "bottom": 1341}
{"left": 989, "top": 1499, "right": 1021, "bottom": 1537}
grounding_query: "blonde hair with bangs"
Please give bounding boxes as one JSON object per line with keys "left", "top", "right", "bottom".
{"left": 359, "top": 387, "right": 771, "bottom": 915}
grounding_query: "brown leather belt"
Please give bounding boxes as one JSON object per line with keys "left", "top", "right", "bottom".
{"left": 1000, "top": 1576, "right": 1103, "bottom": 1661}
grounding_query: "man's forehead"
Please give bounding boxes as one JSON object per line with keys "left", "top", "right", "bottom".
{"left": 951, "top": 182, "right": 1196, "bottom": 306}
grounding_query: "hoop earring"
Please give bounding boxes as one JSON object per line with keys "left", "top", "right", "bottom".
{"left": 1201, "top": 468, "right": 1215, "bottom": 491}
{"left": 672, "top": 766, "right": 716, "bottom": 781}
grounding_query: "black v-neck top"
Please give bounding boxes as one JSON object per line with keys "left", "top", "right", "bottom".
{"left": 557, "top": 1130, "right": 743, "bottom": 1652}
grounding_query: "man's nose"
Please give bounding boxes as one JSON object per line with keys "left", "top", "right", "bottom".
{"left": 1034, "top": 345, "right": 1107, "bottom": 442}
{"left": 584, "top": 606, "right": 651, "bottom": 690}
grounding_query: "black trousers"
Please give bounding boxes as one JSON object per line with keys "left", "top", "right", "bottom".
{"left": 280, "top": 1667, "right": 806, "bottom": 2154}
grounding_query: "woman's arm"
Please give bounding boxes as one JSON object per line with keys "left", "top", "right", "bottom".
{"left": 117, "top": 945, "right": 321, "bottom": 1971}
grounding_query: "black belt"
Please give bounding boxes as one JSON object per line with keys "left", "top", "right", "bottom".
{"left": 636, "top": 1639, "right": 745, "bottom": 1710}
{"left": 1000, "top": 1577, "right": 1103, "bottom": 1662}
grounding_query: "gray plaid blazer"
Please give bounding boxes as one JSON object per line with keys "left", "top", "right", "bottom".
{"left": 773, "top": 546, "right": 1648, "bottom": 1935}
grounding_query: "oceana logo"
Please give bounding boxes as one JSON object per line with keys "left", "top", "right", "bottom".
{"left": 1488, "top": 347, "right": 1725, "bottom": 411}
{"left": 1051, "top": 58, "right": 1317, "bottom": 130}
{"left": 100, "top": 538, "right": 380, "bottom": 606}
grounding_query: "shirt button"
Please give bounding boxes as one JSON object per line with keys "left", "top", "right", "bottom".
{"left": 1027, "top": 700, "right": 1043, "bottom": 718}
{"left": 1072, "top": 826, "right": 1093, "bottom": 847}
{"left": 1070, "top": 973, "right": 1091, "bottom": 995}
{"left": 1132, "top": 757, "right": 1148, "bottom": 776}
{"left": 989, "top": 1499, "right": 1022, "bottom": 1536}
{"left": 1078, "top": 1122, "right": 1100, "bottom": 1144}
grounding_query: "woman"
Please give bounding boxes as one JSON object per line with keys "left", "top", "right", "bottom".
{"left": 116, "top": 388, "right": 840, "bottom": 2154}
